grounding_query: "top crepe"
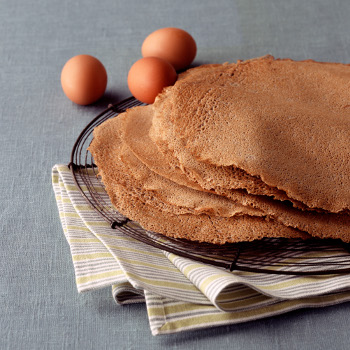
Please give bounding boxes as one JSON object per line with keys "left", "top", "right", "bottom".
{"left": 152, "top": 55, "right": 350, "bottom": 212}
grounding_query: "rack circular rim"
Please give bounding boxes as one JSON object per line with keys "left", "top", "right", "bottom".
{"left": 68, "top": 96, "right": 350, "bottom": 275}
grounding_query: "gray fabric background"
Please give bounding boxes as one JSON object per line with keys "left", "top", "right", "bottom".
{"left": 1, "top": 0, "right": 350, "bottom": 349}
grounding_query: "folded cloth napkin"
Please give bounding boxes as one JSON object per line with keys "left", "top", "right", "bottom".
{"left": 52, "top": 164, "right": 350, "bottom": 335}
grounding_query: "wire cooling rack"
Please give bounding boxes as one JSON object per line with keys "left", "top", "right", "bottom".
{"left": 69, "top": 97, "right": 350, "bottom": 275}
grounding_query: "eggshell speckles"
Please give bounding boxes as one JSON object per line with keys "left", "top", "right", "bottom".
{"left": 61, "top": 55, "right": 107, "bottom": 105}
{"left": 127, "top": 57, "right": 177, "bottom": 104}
{"left": 141, "top": 28, "right": 197, "bottom": 71}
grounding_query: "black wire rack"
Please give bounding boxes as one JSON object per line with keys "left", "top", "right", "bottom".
{"left": 69, "top": 97, "right": 350, "bottom": 275}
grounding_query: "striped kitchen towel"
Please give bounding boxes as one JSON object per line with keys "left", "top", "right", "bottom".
{"left": 52, "top": 164, "right": 350, "bottom": 335}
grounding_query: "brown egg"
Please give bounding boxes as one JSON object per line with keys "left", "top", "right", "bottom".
{"left": 141, "top": 28, "right": 197, "bottom": 71}
{"left": 61, "top": 55, "right": 107, "bottom": 105}
{"left": 127, "top": 57, "right": 177, "bottom": 104}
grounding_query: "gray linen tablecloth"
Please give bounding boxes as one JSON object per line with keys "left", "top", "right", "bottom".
{"left": 2, "top": 0, "right": 350, "bottom": 349}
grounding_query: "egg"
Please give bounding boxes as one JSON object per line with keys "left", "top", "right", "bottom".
{"left": 127, "top": 57, "right": 177, "bottom": 104}
{"left": 61, "top": 55, "right": 107, "bottom": 105}
{"left": 141, "top": 28, "right": 197, "bottom": 71}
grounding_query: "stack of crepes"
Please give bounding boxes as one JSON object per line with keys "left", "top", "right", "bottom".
{"left": 89, "top": 55, "right": 350, "bottom": 245}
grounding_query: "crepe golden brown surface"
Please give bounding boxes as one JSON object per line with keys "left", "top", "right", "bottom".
{"left": 89, "top": 55, "right": 350, "bottom": 244}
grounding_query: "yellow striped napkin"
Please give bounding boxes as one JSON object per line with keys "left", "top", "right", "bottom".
{"left": 52, "top": 164, "right": 350, "bottom": 335}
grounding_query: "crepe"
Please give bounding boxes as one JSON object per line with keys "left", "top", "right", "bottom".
{"left": 120, "top": 103, "right": 350, "bottom": 242}
{"left": 149, "top": 91, "right": 305, "bottom": 209}
{"left": 88, "top": 115, "right": 309, "bottom": 244}
{"left": 109, "top": 183, "right": 309, "bottom": 244}
{"left": 90, "top": 115, "right": 263, "bottom": 218}
{"left": 152, "top": 55, "right": 350, "bottom": 212}
{"left": 119, "top": 104, "right": 204, "bottom": 192}
{"left": 89, "top": 55, "right": 350, "bottom": 244}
